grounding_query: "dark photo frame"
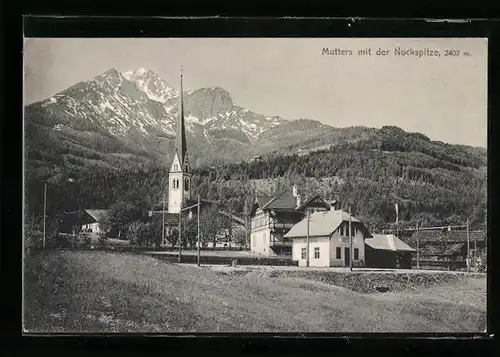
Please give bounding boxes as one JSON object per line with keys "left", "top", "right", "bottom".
{"left": 3, "top": 10, "right": 499, "bottom": 356}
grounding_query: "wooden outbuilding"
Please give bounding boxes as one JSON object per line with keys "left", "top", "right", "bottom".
{"left": 365, "top": 234, "right": 415, "bottom": 269}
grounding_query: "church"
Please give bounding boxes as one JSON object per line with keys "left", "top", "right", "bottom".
{"left": 150, "top": 68, "right": 216, "bottom": 247}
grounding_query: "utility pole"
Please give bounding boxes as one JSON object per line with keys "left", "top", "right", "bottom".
{"left": 416, "top": 221, "right": 420, "bottom": 270}
{"left": 245, "top": 214, "right": 249, "bottom": 250}
{"left": 349, "top": 205, "right": 353, "bottom": 272}
{"left": 396, "top": 216, "right": 399, "bottom": 239}
{"left": 474, "top": 232, "right": 477, "bottom": 268}
{"left": 229, "top": 205, "right": 233, "bottom": 247}
{"left": 178, "top": 203, "right": 182, "bottom": 263}
{"left": 466, "top": 217, "right": 470, "bottom": 273}
{"left": 43, "top": 182, "right": 47, "bottom": 248}
{"left": 306, "top": 209, "right": 310, "bottom": 267}
{"left": 162, "top": 194, "right": 165, "bottom": 246}
{"left": 197, "top": 194, "right": 201, "bottom": 267}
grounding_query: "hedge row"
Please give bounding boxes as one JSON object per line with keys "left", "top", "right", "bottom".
{"left": 266, "top": 270, "right": 467, "bottom": 293}
{"left": 151, "top": 254, "right": 298, "bottom": 267}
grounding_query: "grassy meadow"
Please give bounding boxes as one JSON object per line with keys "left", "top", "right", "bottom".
{"left": 23, "top": 250, "right": 486, "bottom": 333}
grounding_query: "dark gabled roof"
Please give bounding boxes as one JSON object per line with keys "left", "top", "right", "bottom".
{"left": 251, "top": 186, "right": 332, "bottom": 217}
{"left": 165, "top": 213, "right": 181, "bottom": 225}
{"left": 295, "top": 194, "right": 331, "bottom": 211}
{"left": 407, "top": 230, "right": 486, "bottom": 244}
{"left": 185, "top": 198, "right": 218, "bottom": 209}
{"left": 249, "top": 194, "right": 272, "bottom": 216}
{"left": 261, "top": 187, "right": 297, "bottom": 211}
{"left": 419, "top": 243, "right": 465, "bottom": 256}
{"left": 256, "top": 194, "right": 272, "bottom": 208}
{"left": 84, "top": 209, "right": 109, "bottom": 222}
{"left": 148, "top": 198, "right": 219, "bottom": 225}
{"left": 148, "top": 212, "right": 180, "bottom": 225}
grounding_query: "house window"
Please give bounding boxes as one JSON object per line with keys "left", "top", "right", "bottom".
{"left": 314, "top": 247, "right": 320, "bottom": 259}
{"left": 301, "top": 248, "right": 306, "bottom": 260}
{"left": 172, "top": 178, "right": 179, "bottom": 189}
{"left": 340, "top": 224, "right": 344, "bottom": 236}
{"left": 354, "top": 248, "right": 359, "bottom": 260}
{"left": 184, "top": 178, "right": 190, "bottom": 191}
{"left": 336, "top": 247, "right": 341, "bottom": 259}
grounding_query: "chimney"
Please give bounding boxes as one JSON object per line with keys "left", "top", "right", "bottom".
{"left": 296, "top": 194, "right": 301, "bottom": 208}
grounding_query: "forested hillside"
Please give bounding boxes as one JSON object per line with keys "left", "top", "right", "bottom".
{"left": 25, "top": 125, "right": 487, "bottom": 235}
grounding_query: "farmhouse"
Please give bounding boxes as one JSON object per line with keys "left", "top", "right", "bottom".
{"left": 80, "top": 209, "right": 109, "bottom": 234}
{"left": 249, "top": 185, "right": 333, "bottom": 257}
{"left": 284, "top": 209, "right": 372, "bottom": 267}
{"left": 403, "top": 229, "right": 487, "bottom": 268}
{"left": 365, "top": 234, "right": 415, "bottom": 269}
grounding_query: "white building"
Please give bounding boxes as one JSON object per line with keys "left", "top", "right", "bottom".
{"left": 284, "top": 209, "right": 373, "bottom": 267}
{"left": 81, "top": 209, "right": 109, "bottom": 234}
{"left": 249, "top": 185, "right": 333, "bottom": 257}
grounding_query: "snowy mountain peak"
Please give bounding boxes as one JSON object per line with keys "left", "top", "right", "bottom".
{"left": 123, "top": 68, "right": 178, "bottom": 103}
{"left": 136, "top": 67, "right": 150, "bottom": 75}
{"left": 123, "top": 67, "right": 154, "bottom": 80}
{"left": 27, "top": 67, "right": 293, "bottom": 160}
{"left": 97, "top": 68, "right": 122, "bottom": 79}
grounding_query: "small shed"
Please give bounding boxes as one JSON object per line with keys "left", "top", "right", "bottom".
{"left": 365, "top": 234, "right": 416, "bottom": 269}
{"left": 81, "top": 209, "right": 109, "bottom": 234}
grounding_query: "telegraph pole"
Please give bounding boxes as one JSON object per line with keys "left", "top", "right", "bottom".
{"left": 474, "top": 232, "right": 477, "bottom": 268}
{"left": 43, "top": 182, "right": 47, "bottom": 248}
{"left": 197, "top": 194, "right": 201, "bottom": 267}
{"left": 349, "top": 205, "right": 353, "bottom": 272}
{"left": 162, "top": 194, "right": 165, "bottom": 246}
{"left": 416, "top": 221, "right": 420, "bottom": 270}
{"left": 306, "top": 209, "right": 310, "bottom": 267}
{"left": 466, "top": 217, "right": 470, "bottom": 273}
{"left": 178, "top": 203, "right": 182, "bottom": 263}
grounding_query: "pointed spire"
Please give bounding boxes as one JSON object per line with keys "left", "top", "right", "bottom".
{"left": 175, "top": 65, "right": 187, "bottom": 170}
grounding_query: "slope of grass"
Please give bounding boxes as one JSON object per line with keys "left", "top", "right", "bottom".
{"left": 23, "top": 251, "right": 486, "bottom": 333}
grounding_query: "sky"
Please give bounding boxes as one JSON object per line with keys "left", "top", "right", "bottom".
{"left": 24, "top": 37, "right": 488, "bottom": 148}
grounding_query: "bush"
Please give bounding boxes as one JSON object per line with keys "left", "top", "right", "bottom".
{"left": 81, "top": 233, "right": 92, "bottom": 247}
{"left": 128, "top": 221, "right": 161, "bottom": 247}
{"left": 24, "top": 224, "right": 43, "bottom": 255}
{"left": 48, "top": 233, "right": 75, "bottom": 249}
{"left": 128, "top": 221, "right": 144, "bottom": 246}
{"left": 97, "top": 234, "right": 108, "bottom": 248}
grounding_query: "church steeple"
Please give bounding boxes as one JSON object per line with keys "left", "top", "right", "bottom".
{"left": 175, "top": 65, "right": 188, "bottom": 171}
{"left": 168, "top": 66, "right": 191, "bottom": 214}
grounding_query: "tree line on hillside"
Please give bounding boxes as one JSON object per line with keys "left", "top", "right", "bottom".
{"left": 24, "top": 137, "right": 487, "bottom": 238}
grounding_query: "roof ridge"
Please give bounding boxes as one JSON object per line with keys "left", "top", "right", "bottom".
{"left": 261, "top": 185, "right": 293, "bottom": 209}
{"left": 389, "top": 235, "right": 397, "bottom": 251}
